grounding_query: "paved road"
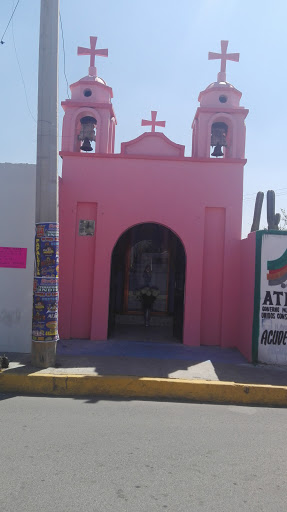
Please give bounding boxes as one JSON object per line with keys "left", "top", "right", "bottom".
{"left": 0, "top": 395, "right": 286, "bottom": 512}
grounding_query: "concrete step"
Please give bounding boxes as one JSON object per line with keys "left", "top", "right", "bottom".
{"left": 116, "top": 314, "right": 173, "bottom": 327}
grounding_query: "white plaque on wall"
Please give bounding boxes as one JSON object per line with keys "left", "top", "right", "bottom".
{"left": 79, "top": 220, "right": 95, "bottom": 236}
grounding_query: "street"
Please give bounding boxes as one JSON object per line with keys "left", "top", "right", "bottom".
{"left": 0, "top": 395, "right": 286, "bottom": 511}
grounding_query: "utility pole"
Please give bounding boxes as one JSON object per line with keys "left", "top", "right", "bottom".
{"left": 31, "top": 0, "right": 59, "bottom": 367}
{"left": 36, "top": 0, "right": 59, "bottom": 223}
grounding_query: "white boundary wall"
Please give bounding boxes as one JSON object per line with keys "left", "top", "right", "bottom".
{"left": 0, "top": 163, "right": 36, "bottom": 353}
{"left": 257, "top": 232, "right": 287, "bottom": 364}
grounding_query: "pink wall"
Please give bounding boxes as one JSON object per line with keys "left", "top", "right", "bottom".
{"left": 200, "top": 207, "right": 226, "bottom": 345}
{"left": 70, "top": 202, "right": 97, "bottom": 338}
{"left": 239, "top": 231, "right": 256, "bottom": 360}
{"left": 59, "top": 152, "right": 244, "bottom": 347}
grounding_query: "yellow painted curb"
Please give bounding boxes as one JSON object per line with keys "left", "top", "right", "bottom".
{"left": 1, "top": 373, "right": 287, "bottom": 406}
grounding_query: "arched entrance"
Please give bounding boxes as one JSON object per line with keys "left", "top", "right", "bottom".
{"left": 108, "top": 223, "right": 186, "bottom": 342}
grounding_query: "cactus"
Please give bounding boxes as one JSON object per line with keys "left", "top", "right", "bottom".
{"left": 267, "top": 190, "right": 281, "bottom": 230}
{"left": 251, "top": 191, "right": 264, "bottom": 232}
{"left": 0, "top": 355, "right": 9, "bottom": 369}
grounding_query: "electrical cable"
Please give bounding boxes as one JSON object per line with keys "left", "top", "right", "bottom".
{"left": 244, "top": 187, "right": 287, "bottom": 200}
{"left": 60, "top": 11, "right": 70, "bottom": 99}
{"left": 11, "top": 1, "right": 36, "bottom": 123}
{"left": 1, "top": 0, "right": 20, "bottom": 44}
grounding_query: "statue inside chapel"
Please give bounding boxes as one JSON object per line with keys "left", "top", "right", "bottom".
{"left": 143, "top": 264, "right": 152, "bottom": 286}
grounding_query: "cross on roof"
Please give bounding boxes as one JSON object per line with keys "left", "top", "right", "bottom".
{"left": 141, "top": 111, "right": 166, "bottom": 133}
{"left": 77, "top": 36, "right": 108, "bottom": 77}
{"left": 208, "top": 40, "right": 239, "bottom": 82}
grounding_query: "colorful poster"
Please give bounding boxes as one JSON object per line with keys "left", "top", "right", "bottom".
{"left": 0, "top": 247, "right": 27, "bottom": 268}
{"left": 35, "top": 223, "right": 59, "bottom": 277}
{"left": 253, "top": 231, "right": 287, "bottom": 364}
{"left": 32, "top": 277, "right": 59, "bottom": 342}
{"left": 33, "top": 223, "right": 59, "bottom": 343}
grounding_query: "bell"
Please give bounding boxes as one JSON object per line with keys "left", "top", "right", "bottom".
{"left": 211, "top": 143, "right": 224, "bottom": 157}
{"left": 80, "top": 137, "right": 93, "bottom": 152}
{"left": 211, "top": 122, "right": 228, "bottom": 147}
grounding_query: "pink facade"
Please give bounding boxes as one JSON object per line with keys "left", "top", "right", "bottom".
{"left": 59, "top": 38, "right": 250, "bottom": 352}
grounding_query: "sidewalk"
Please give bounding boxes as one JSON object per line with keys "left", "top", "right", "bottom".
{"left": 1, "top": 340, "right": 287, "bottom": 406}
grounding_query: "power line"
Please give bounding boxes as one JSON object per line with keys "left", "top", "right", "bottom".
{"left": 1, "top": 0, "right": 20, "bottom": 44}
{"left": 59, "top": 12, "right": 70, "bottom": 99}
{"left": 11, "top": 2, "right": 36, "bottom": 123}
{"left": 243, "top": 187, "right": 287, "bottom": 199}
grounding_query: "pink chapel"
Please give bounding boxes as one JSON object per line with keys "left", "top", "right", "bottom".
{"left": 59, "top": 37, "right": 254, "bottom": 359}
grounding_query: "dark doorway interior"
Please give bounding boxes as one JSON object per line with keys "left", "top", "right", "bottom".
{"left": 108, "top": 223, "right": 186, "bottom": 343}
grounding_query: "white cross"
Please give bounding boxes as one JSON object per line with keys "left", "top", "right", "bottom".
{"left": 141, "top": 111, "right": 166, "bottom": 132}
{"left": 208, "top": 40, "right": 239, "bottom": 82}
{"left": 77, "top": 36, "right": 108, "bottom": 77}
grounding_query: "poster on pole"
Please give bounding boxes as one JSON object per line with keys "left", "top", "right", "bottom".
{"left": 32, "top": 277, "right": 59, "bottom": 341}
{"left": 33, "top": 222, "right": 59, "bottom": 342}
{"left": 253, "top": 231, "right": 287, "bottom": 364}
{"left": 35, "top": 223, "right": 59, "bottom": 277}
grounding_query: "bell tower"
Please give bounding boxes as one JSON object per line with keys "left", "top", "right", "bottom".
{"left": 61, "top": 36, "right": 116, "bottom": 154}
{"left": 192, "top": 40, "right": 248, "bottom": 159}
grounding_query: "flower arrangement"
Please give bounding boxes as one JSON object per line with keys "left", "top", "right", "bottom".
{"left": 135, "top": 286, "right": 160, "bottom": 308}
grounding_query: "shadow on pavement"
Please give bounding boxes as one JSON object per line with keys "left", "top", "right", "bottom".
{"left": 2, "top": 340, "right": 287, "bottom": 386}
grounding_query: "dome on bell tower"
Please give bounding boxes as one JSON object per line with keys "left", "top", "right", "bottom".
{"left": 198, "top": 80, "right": 242, "bottom": 109}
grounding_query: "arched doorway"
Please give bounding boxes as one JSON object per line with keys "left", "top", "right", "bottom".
{"left": 108, "top": 223, "right": 186, "bottom": 342}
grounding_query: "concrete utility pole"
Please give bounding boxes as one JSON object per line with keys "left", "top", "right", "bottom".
{"left": 32, "top": 0, "right": 59, "bottom": 367}
{"left": 36, "top": 0, "right": 59, "bottom": 222}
